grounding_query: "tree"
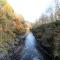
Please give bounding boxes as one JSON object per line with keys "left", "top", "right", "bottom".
{"left": 54, "top": 0, "right": 60, "bottom": 20}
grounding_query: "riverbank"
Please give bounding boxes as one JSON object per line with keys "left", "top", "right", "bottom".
{"left": 32, "top": 20, "right": 60, "bottom": 60}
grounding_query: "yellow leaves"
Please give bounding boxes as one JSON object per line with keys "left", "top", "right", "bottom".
{"left": 0, "top": 6, "right": 4, "bottom": 17}
{"left": 0, "top": 0, "right": 7, "bottom": 6}
{"left": 3, "top": 3, "right": 14, "bottom": 17}
{"left": 0, "top": 11, "right": 3, "bottom": 17}
{"left": 0, "top": 2, "right": 14, "bottom": 19}
{"left": 0, "top": 0, "right": 26, "bottom": 35}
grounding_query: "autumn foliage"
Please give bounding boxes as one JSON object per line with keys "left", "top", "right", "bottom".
{"left": 0, "top": 0, "right": 27, "bottom": 53}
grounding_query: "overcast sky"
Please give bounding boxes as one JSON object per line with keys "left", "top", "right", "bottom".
{"left": 7, "top": 0, "right": 55, "bottom": 23}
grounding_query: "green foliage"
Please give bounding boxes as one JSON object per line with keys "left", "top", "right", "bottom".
{"left": 0, "top": 0, "right": 26, "bottom": 54}
{"left": 0, "top": 32, "right": 14, "bottom": 53}
{"left": 0, "top": 0, "right": 15, "bottom": 53}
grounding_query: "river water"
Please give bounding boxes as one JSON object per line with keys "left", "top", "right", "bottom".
{"left": 20, "top": 32, "right": 44, "bottom": 60}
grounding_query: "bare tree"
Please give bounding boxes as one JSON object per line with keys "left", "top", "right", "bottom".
{"left": 54, "top": 0, "right": 60, "bottom": 20}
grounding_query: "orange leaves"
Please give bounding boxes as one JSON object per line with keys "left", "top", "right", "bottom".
{"left": 13, "top": 18, "right": 24, "bottom": 30}
{"left": 12, "top": 14, "right": 27, "bottom": 34}
{"left": 13, "top": 14, "right": 24, "bottom": 29}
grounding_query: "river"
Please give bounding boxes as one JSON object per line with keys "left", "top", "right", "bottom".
{"left": 20, "top": 32, "right": 44, "bottom": 60}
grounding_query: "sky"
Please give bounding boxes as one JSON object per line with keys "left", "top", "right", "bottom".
{"left": 7, "top": 0, "right": 55, "bottom": 23}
